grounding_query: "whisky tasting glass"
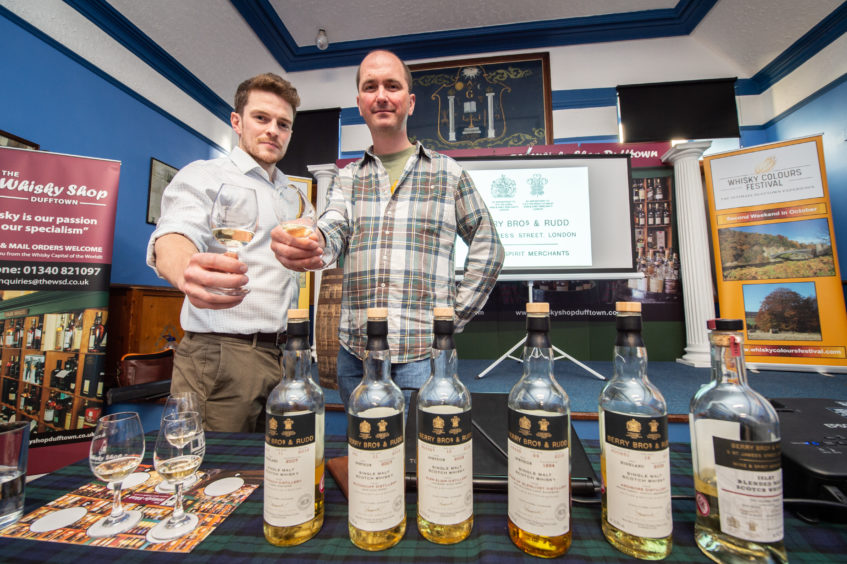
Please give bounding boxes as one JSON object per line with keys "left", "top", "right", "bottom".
{"left": 272, "top": 184, "right": 325, "bottom": 272}
{"left": 87, "top": 412, "right": 145, "bottom": 538}
{"left": 149, "top": 411, "right": 205, "bottom": 541}
{"left": 209, "top": 183, "right": 258, "bottom": 296}
{"left": 157, "top": 392, "right": 201, "bottom": 492}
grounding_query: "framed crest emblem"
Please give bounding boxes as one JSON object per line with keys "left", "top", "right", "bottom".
{"left": 408, "top": 53, "right": 553, "bottom": 150}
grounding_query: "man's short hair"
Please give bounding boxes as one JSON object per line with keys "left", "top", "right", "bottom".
{"left": 355, "top": 50, "right": 413, "bottom": 93}
{"left": 234, "top": 73, "right": 301, "bottom": 115}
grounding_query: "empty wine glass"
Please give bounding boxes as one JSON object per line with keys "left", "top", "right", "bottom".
{"left": 87, "top": 412, "right": 145, "bottom": 538}
{"left": 272, "top": 184, "right": 324, "bottom": 271}
{"left": 209, "top": 183, "right": 258, "bottom": 295}
{"left": 148, "top": 411, "right": 205, "bottom": 542}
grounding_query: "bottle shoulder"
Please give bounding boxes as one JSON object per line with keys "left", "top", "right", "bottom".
{"left": 508, "top": 377, "right": 569, "bottom": 413}
{"left": 689, "top": 383, "right": 779, "bottom": 424}
{"left": 599, "top": 377, "right": 667, "bottom": 415}
{"left": 417, "top": 376, "right": 470, "bottom": 409}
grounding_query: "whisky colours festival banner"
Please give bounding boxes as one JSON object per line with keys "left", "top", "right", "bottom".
{"left": 0, "top": 146, "right": 121, "bottom": 472}
{"left": 703, "top": 136, "right": 847, "bottom": 372}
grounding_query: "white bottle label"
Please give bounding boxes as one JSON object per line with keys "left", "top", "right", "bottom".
{"left": 713, "top": 437, "right": 783, "bottom": 543}
{"left": 507, "top": 409, "right": 570, "bottom": 537}
{"left": 417, "top": 406, "right": 473, "bottom": 525}
{"left": 264, "top": 412, "right": 316, "bottom": 527}
{"left": 602, "top": 411, "right": 672, "bottom": 538}
{"left": 348, "top": 408, "right": 404, "bottom": 532}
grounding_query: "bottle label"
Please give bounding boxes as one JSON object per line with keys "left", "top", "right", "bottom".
{"left": 507, "top": 409, "right": 570, "bottom": 536}
{"left": 713, "top": 437, "right": 783, "bottom": 543}
{"left": 602, "top": 411, "right": 672, "bottom": 538}
{"left": 264, "top": 412, "right": 316, "bottom": 527}
{"left": 417, "top": 408, "right": 473, "bottom": 525}
{"left": 347, "top": 411, "right": 405, "bottom": 531}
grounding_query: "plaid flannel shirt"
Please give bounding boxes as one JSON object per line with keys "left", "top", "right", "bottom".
{"left": 318, "top": 142, "right": 504, "bottom": 363}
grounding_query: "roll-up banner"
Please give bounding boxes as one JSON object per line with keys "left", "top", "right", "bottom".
{"left": 0, "top": 146, "right": 121, "bottom": 472}
{"left": 703, "top": 136, "right": 847, "bottom": 372}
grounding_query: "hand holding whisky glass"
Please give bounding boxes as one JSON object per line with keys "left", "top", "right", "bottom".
{"left": 209, "top": 183, "right": 258, "bottom": 295}
{"left": 272, "top": 184, "right": 325, "bottom": 272}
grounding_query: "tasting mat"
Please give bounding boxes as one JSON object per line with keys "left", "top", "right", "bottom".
{"left": 0, "top": 464, "right": 261, "bottom": 552}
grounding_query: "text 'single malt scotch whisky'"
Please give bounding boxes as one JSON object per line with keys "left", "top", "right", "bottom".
{"left": 264, "top": 309, "right": 325, "bottom": 546}
{"left": 599, "top": 302, "right": 672, "bottom": 560}
{"left": 689, "top": 319, "right": 787, "bottom": 564}
{"left": 507, "top": 302, "right": 572, "bottom": 558}
{"left": 347, "top": 308, "right": 406, "bottom": 551}
{"left": 416, "top": 307, "right": 473, "bottom": 544}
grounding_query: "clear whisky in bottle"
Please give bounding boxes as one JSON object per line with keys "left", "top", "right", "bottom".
{"left": 264, "top": 309, "right": 325, "bottom": 546}
{"left": 507, "top": 302, "right": 571, "bottom": 558}
{"left": 347, "top": 307, "right": 406, "bottom": 551}
{"left": 690, "top": 319, "right": 786, "bottom": 563}
{"left": 416, "top": 307, "right": 473, "bottom": 544}
{"left": 599, "top": 302, "right": 672, "bottom": 560}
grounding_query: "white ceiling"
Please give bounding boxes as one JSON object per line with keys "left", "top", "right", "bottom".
{"left": 4, "top": 0, "right": 843, "bottom": 148}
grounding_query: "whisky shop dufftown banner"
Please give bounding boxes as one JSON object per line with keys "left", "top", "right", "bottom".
{"left": 703, "top": 136, "right": 847, "bottom": 372}
{"left": 0, "top": 146, "right": 120, "bottom": 471}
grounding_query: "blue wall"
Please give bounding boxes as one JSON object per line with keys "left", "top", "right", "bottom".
{"left": 0, "top": 13, "right": 225, "bottom": 286}
{"left": 763, "top": 77, "right": 847, "bottom": 275}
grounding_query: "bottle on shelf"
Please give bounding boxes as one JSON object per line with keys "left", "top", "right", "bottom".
{"left": 33, "top": 316, "right": 43, "bottom": 350}
{"left": 55, "top": 314, "right": 66, "bottom": 351}
{"left": 689, "top": 319, "right": 786, "bottom": 563}
{"left": 44, "top": 393, "right": 56, "bottom": 424}
{"left": 347, "top": 307, "right": 406, "bottom": 551}
{"left": 507, "top": 302, "right": 571, "bottom": 558}
{"left": 88, "top": 311, "right": 107, "bottom": 352}
{"left": 63, "top": 314, "right": 75, "bottom": 352}
{"left": 26, "top": 318, "right": 36, "bottom": 349}
{"left": 264, "top": 308, "right": 325, "bottom": 547}
{"left": 662, "top": 202, "right": 671, "bottom": 225}
{"left": 416, "top": 307, "right": 473, "bottom": 544}
{"left": 646, "top": 178, "right": 654, "bottom": 200}
{"left": 599, "top": 302, "right": 672, "bottom": 559}
{"left": 655, "top": 177, "right": 664, "bottom": 200}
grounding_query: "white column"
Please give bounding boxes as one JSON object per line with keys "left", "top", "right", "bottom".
{"left": 307, "top": 163, "right": 339, "bottom": 359}
{"left": 486, "top": 92, "right": 495, "bottom": 138}
{"left": 448, "top": 95, "right": 456, "bottom": 141}
{"left": 661, "top": 141, "right": 713, "bottom": 368}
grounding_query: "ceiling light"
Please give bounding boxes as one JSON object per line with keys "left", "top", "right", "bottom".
{"left": 316, "top": 29, "right": 328, "bottom": 51}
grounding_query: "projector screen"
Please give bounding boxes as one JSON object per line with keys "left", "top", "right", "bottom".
{"left": 455, "top": 154, "right": 635, "bottom": 281}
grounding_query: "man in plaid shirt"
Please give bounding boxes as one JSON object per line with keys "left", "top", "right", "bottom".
{"left": 272, "top": 50, "right": 503, "bottom": 410}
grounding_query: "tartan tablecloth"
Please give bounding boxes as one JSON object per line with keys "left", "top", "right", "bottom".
{"left": 1, "top": 432, "right": 844, "bottom": 563}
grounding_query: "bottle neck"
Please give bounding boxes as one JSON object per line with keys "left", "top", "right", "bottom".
{"left": 282, "top": 319, "right": 310, "bottom": 382}
{"left": 524, "top": 315, "right": 553, "bottom": 379}
{"left": 710, "top": 330, "right": 748, "bottom": 386}
{"left": 613, "top": 316, "right": 647, "bottom": 381}
{"left": 364, "top": 319, "right": 391, "bottom": 384}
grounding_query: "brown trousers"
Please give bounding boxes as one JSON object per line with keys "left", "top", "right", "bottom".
{"left": 171, "top": 332, "right": 282, "bottom": 432}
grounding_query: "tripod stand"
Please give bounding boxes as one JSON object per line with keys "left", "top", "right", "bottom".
{"left": 475, "top": 281, "right": 606, "bottom": 381}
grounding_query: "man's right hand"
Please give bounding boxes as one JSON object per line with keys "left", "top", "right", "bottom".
{"left": 270, "top": 225, "right": 325, "bottom": 272}
{"left": 180, "top": 252, "right": 249, "bottom": 309}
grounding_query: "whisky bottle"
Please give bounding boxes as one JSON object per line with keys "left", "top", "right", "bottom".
{"left": 34, "top": 316, "right": 43, "bottom": 350}
{"left": 690, "top": 319, "right": 786, "bottom": 563}
{"left": 56, "top": 314, "right": 65, "bottom": 351}
{"left": 599, "top": 302, "right": 672, "bottom": 559}
{"left": 264, "top": 308, "right": 325, "bottom": 546}
{"left": 416, "top": 307, "right": 473, "bottom": 544}
{"left": 63, "top": 314, "right": 74, "bottom": 351}
{"left": 347, "top": 307, "right": 406, "bottom": 551}
{"left": 507, "top": 302, "right": 571, "bottom": 558}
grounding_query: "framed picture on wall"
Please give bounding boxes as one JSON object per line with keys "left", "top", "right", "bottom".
{"left": 0, "top": 129, "right": 39, "bottom": 150}
{"left": 146, "top": 157, "right": 178, "bottom": 225}
{"left": 408, "top": 52, "right": 553, "bottom": 151}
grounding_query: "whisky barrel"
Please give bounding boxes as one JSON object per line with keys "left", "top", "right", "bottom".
{"left": 315, "top": 268, "right": 343, "bottom": 389}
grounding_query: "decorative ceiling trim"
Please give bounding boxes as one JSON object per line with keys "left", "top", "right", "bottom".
{"left": 64, "top": 0, "right": 233, "bottom": 122}
{"left": 233, "top": 0, "right": 718, "bottom": 72}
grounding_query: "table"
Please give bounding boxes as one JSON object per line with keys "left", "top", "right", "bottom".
{"left": 2, "top": 433, "right": 844, "bottom": 562}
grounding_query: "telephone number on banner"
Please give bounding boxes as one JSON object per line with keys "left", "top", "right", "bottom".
{"left": 0, "top": 260, "right": 110, "bottom": 291}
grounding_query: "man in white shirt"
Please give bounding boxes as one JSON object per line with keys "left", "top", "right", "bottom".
{"left": 147, "top": 73, "right": 300, "bottom": 432}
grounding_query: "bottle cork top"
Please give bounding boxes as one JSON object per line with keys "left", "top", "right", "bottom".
{"left": 526, "top": 302, "right": 549, "bottom": 314}
{"left": 287, "top": 308, "right": 308, "bottom": 319}
{"left": 616, "top": 301, "right": 641, "bottom": 313}
{"left": 433, "top": 307, "right": 454, "bottom": 318}
{"left": 367, "top": 307, "right": 388, "bottom": 319}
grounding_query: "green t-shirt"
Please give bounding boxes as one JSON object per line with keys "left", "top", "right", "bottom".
{"left": 377, "top": 146, "right": 416, "bottom": 193}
